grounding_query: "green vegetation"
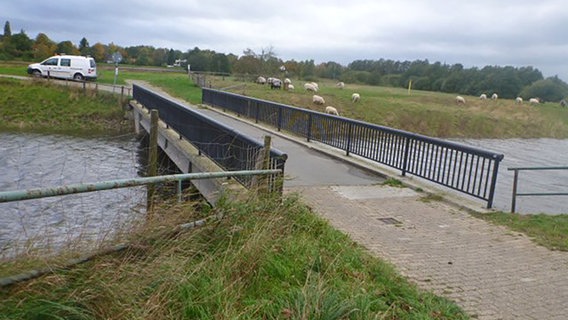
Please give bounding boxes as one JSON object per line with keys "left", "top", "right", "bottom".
{"left": 382, "top": 178, "right": 405, "bottom": 188}
{"left": 0, "top": 195, "right": 468, "bottom": 319}
{"left": 0, "top": 77, "right": 130, "bottom": 135}
{"left": 472, "top": 212, "right": 568, "bottom": 251}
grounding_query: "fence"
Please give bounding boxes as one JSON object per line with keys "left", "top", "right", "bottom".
{"left": 133, "top": 85, "right": 287, "bottom": 192}
{"left": 508, "top": 166, "right": 568, "bottom": 213}
{"left": 202, "top": 88, "right": 505, "bottom": 208}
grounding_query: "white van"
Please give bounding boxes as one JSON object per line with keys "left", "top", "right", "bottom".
{"left": 27, "top": 55, "right": 97, "bottom": 81}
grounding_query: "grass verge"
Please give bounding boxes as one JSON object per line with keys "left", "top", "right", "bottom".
{"left": 472, "top": 212, "right": 568, "bottom": 251}
{"left": 0, "top": 195, "right": 468, "bottom": 319}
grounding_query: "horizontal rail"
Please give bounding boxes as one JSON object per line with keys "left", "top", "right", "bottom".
{"left": 508, "top": 166, "right": 568, "bottom": 213}
{"left": 0, "top": 170, "right": 281, "bottom": 203}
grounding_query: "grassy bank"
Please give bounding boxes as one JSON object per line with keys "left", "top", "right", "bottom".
{"left": 0, "top": 77, "right": 131, "bottom": 135}
{"left": 0, "top": 195, "right": 468, "bottom": 319}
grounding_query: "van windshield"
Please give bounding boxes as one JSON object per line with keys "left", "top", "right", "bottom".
{"left": 89, "top": 60, "right": 96, "bottom": 68}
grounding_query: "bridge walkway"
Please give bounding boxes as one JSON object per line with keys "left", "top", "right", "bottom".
{"left": 132, "top": 81, "right": 568, "bottom": 320}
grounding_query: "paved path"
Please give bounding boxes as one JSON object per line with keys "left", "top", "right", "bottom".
{"left": 134, "top": 81, "right": 568, "bottom": 319}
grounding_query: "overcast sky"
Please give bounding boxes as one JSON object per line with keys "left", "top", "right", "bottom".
{"left": 4, "top": 0, "right": 568, "bottom": 81}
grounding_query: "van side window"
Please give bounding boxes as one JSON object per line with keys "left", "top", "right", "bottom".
{"left": 42, "top": 58, "right": 58, "bottom": 66}
{"left": 60, "top": 58, "right": 71, "bottom": 67}
{"left": 89, "top": 60, "right": 96, "bottom": 68}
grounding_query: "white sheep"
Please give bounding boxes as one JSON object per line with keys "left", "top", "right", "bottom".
{"left": 325, "top": 106, "right": 339, "bottom": 116}
{"left": 312, "top": 95, "right": 325, "bottom": 105}
{"left": 529, "top": 98, "right": 540, "bottom": 104}
{"left": 479, "top": 94, "right": 487, "bottom": 100}
{"left": 304, "top": 83, "right": 318, "bottom": 92}
{"left": 310, "top": 82, "right": 319, "bottom": 91}
{"left": 270, "top": 78, "right": 282, "bottom": 89}
{"left": 336, "top": 81, "right": 345, "bottom": 89}
{"left": 287, "top": 84, "right": 294, "bottom": 90}
{"left": 456, "top": 96, "right": 466, "bottom": 104}
{"left": 491, "top": 93, "right": 498, "bottom": 100}
{"left": 561, "top": 99, "right": 567, "bottom": 107}
{"left": 515, "top": 97, "right": 523, "bottom": 104}
{"left": 256, "top": 76, "right": 266, "bottom": 84}
{"left": 284, "top": 78, "right": 292, "bottom": 84}
{"left": 351, "top": 93, "right": 360, "bottom": 103}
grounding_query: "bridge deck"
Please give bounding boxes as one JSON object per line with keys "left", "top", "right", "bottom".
{"left": 132, "top": 82, "right": 568, "bottom": 320}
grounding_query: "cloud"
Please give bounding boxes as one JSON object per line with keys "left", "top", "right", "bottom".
{"left": 3, "top": 0, "right": 568, "bottom": 81}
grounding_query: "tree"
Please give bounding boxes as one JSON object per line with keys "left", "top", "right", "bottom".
{"left": 10, "top": 30, "right": 33, "bottom": 58}
{"left": 3, "top": 21, "right": 11, "bottom": 38}
{"left": 79, "top": 37, "right": 90, "bottom": 56}
{"left": 91, "top": 42, "right": 106, "bottom": 62}
{"left": 520, "top": 76, "right": 568, "bottom": 102}
{"left": 33, "top": 33, "right": 56, "bottom": 60}
{"left": 56, "top": 41, "right": 79, "bottom": 55}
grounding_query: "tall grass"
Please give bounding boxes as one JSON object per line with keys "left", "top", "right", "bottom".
{"left": 0, "top": 195, "right": 468, "bottom": 319}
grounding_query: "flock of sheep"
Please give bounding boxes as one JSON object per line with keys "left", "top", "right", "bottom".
{"left": 456, "top": 93, "right": 546, "bottom": 105}
{"left": 256, "top": 76, "right": 361, "bottom": 116}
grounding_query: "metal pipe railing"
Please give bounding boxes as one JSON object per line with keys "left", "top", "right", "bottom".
{"left": 508, "top": 166, "right": 568, "bottom": 213}
{"left": 0, "top": 169, "right": 282, "bottom": 203}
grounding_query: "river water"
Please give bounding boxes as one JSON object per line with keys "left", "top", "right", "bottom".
{"left": 0, "top": 132, "right": 145, "bottom": 258}
{"left": 455, "top": 138, "right": 568, "bottom": 214}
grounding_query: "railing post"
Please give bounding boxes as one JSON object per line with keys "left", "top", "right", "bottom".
{"left": 147, "top": 109, "right": 159, "bottom": 211}
{"left": 402, "top": 137, "right": 411, "bottom": 176}
{"left": 277, "top": 107, "right": 283, "bottom": 131}
{"left": 346, "top": 122, "right": 353, "bottom": 156}
{"left": 255, "top": 100, "right": 260, "bottom": 124}
{"left": 487, "top": 156, "right": 502, "bottom": 209}
{"left": 307, "top": 113, "right": 313, "bottom": 142}
{"left": 511, "top": 169, "right": 519, "bottom": 213}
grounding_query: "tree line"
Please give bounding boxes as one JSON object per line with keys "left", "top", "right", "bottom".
{"left": 1, "top": 21, "right": 567, "bottom": 102}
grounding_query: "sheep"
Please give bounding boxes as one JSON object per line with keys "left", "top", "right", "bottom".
{"left": 351, "top": 93, "right": 360, "bottom": 103}
{"left": 560, "top": 99, "right": 567, "bottom": 107}
{"left": 336, "top": 81, "right": 345, "bottom": 89}
{"left": 312, "top": 95, "right": 325, "bottom": 105}
{"left": 310, "top": 82, "right": 319, "bottom": 91}
{"left": 325, "top": 106, "right": 339, "bottom": 116}
{"left": 304, "top": 83, "right": 318, "bottom": 92}
{"left": 270, "top": 78, "right": 282, "bottom": 89}
{"left": 491, "top": 93, "right": 498, "bottom": 100}
{"left": 256, "top": 76, "right": 266, "bottom": 84}
{"left": 515, "top": 97, "right": 523, "bottom": 104}
{"left": 479, "top": 93, "right": 487, "bottom": 100}
{"left": 529, "top": 98, "right": 540, "bottom": 104}
{"left": 287, "top": 84, "right": 295, "bottom": 90}
{"left": 456, "top": 96, "right": 466, "bottom": 104}
{"left": 284, "top": 78, "right": 292, "bottom": 84}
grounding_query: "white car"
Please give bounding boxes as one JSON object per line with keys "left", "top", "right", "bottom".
{"left": 27, "top": 55, "right": 97, "bottom": 81}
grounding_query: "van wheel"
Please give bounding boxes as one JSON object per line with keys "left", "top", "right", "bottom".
{"left": 32, "top": 70, "right": 42, "bottom": 77}
{"left": 73, "top": 73, "right": 84, "bottom": 81}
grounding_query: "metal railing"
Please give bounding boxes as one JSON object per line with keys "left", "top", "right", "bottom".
{"left": 0, "top": 170, "right": 282, "bottom": 204}
{"left": 133, "top": 85, "right": 287, "bottom": 191}
{"left": 508, "top": 166, "right": 568, "bottom": 213}
{"left": 202, "top": 88, "right": 505, "bottom": 208}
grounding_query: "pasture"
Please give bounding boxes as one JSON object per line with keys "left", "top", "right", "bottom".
{"left": 207, "top": 76, "right": 568, "bottom": 139}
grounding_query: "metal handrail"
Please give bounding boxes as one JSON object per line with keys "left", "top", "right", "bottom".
{"left": 508, "top": 166, "right": 568, "bottom": 213}
{"left": 202, "top": 88, "right": 505, "bottom": 208}
{"left": 0, "top": 169, "right": 281, "bottom": 203}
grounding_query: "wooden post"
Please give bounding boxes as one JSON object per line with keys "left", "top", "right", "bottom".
{"left": 147, "top": 109, "right": 159, "bottom": 210}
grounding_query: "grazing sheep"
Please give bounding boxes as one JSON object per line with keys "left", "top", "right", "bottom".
{"left": 456, "top": 96, "right": 466, "bottom": 104}
{"left": 287, "top": 84, "right": 295, "bottom": 90}
{"left": 312, "top": 95, "right": 325, "bottom": 105}
{"left": 479, "top": 94, "right": 487, "bottom": 100}
{"left": 270, "top": 78, "right": 282, "bottom": 89}
{"left": 304, "top": 83, "right": 318, "bottom": 92}
{"left": 529, "top": 98, "right": 540, "bottom": 104}
{"left": 310, "top": 82, "right": 319, "bottom": 91}
{"left": 351, "top": 93, "right": 360, "bottom": 103}
{"left": 491, "top": 93, "right": 498, "bottom": 100}
{"left": 256, "top": 76, "right": 266, "bottom": 84}
{"left": 515, "top": 97, "right": 523, "bottom": 104}
{"left": 284, "top": 78, "right": 292, "bottom": 84}
{"left": 325, "top": 106, "right": 339, "bottom": 116}
{"left": 560, "top": 99, "right": 567, "bottom": 107}
{"left": 336, "top": 81, "right": 345, "bottom": 89}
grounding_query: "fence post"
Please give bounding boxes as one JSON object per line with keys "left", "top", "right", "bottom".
{"left": 487, "top": 156, "right": 502, "bottom": 209}
{"left": 346, "top": 122, "right": 353, "bottom": 156}
{"left": 147, "top": 109, "right": 159, "bottom": 211}
{"left": 511, "top": 169, "right": 519, "bottom": 213}
{"left": 307, "top": 113, "right": 313, "bottom": 142}
{"left": 255, "top": 101, "right": 260, "bottom": 124}
{"left": 277, "top": 107, "right": 283, "bottom": 131}
{"left": 402, "top": 137, "right": 411, "bottom": 176}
